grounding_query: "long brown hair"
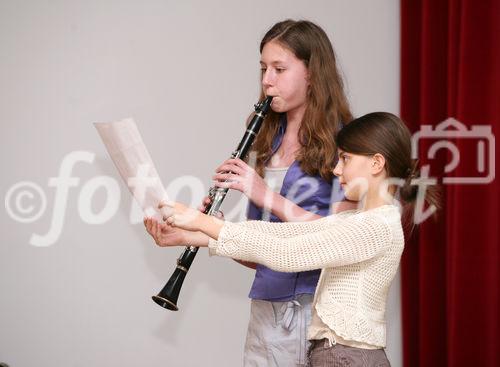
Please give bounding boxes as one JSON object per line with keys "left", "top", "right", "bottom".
{"left": 251, "top": 19, "right": 352, "bottom": 182}
{"left": 335, "top": 112, "right": 441, "bottom": 211}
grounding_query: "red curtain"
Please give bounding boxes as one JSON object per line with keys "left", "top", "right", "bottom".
{"left": 400, "top": 1, "right": 499, "bottom": 366}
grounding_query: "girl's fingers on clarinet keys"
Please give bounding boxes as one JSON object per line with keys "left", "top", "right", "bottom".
{"left": 198, "top": 196, "right": 213, "bottom": 212}
{"left": 213, "top": 172, "right": 239, "bottom": 182}
{"left": 215, "top": 159, "right": 245, "bottom": 175}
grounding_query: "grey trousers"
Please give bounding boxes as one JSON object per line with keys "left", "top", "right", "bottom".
{"left": 243, "top": 294, "right": 313, "bottom": 367}
{"left": 306, "top": 339, "right": 391, "bottom": 367}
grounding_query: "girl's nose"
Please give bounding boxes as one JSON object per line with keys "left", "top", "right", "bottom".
{"left": 262, "top": 69, "right": 274, "bottom": 88}
{"left": 333, "top": 161, "right": 342, "bottom": 177}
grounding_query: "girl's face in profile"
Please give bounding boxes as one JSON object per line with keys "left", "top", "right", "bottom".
{"left": 333, "top": 150, "right": 377, "bottom": 201}
{"left": 260, "top": 41, "right": 309, "bottom": 115}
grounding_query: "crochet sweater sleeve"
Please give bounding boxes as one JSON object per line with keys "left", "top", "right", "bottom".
{"left": 208, "top": 210, "right": 393, "bottom": 272}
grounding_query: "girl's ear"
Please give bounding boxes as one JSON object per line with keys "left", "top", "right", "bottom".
{"left": 371, "top": 153, "right": 386, "bottom": 175}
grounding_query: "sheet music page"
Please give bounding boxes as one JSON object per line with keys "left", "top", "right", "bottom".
{"left": 94, "top": 118, "right": 172, "bottom": 220}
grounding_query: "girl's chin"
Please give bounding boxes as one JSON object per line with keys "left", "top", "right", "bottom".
{"left": 343, "top": 190, "right": 360, "bottom": 202}
{"left": 344, "top": 194, "right": 356, "bottom": 202}
{"left": 269, "top": 98, "right": 286, "bottom": 112}
{"left": 270, "top": 103, "right": 284, "bottom": 113}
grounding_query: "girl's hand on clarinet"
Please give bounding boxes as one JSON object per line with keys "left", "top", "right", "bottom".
{"left": 198, "top": 196, "right": 225, "bottom": 219}
{"left": 213, "top": 158, "right": 272, "bottom": 209}
{"left": 198, "top": 196, "right": 212, "bottom": 212}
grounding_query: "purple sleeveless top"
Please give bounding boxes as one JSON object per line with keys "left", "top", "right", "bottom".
{"left": 247, "top": 115, "right": 344, "bottom": 301}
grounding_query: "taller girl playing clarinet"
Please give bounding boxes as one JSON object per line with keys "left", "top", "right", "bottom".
{"left": 202, "top": 19, "right": 353, "bottom": 366}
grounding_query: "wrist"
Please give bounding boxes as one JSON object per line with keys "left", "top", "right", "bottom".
{"left": 198, "top": 214, "right": 212, "bottom": 234}
{"left": 254, "top": 186, "right": 272, "bottom": 210}
{"left": 263, "top": 190, "right": 279, "bottom": 212}
{"left": 199, "top": 214, "right": 224, "bottom": 240}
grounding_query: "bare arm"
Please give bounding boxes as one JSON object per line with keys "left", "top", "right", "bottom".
{"left": 266, "top": 191, "right": 322, "bottom": 222}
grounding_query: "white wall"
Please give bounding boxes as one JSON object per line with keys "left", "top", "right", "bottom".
{"left": 0, "top": 1, "right": 401, "bottom": 366}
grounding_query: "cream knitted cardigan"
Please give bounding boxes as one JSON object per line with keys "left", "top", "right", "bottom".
{"left": 208, "top": 204, "right": 404, "bottom": 347}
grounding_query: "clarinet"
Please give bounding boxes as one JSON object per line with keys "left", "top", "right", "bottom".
{"left": 152, "top": 96, "right": 273, "bottom": 310}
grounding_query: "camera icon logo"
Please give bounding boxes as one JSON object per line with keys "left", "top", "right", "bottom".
{"left": 411, "top": 117, "right": 495, "bottom": 184}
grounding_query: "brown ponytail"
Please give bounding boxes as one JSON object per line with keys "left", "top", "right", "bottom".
{"left": 399, "top": 159, "right": 420, "bottom": 203}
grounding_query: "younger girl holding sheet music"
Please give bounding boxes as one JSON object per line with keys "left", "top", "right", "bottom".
{"left": 144, "top": 111, "right": 440, "bottom": 366}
